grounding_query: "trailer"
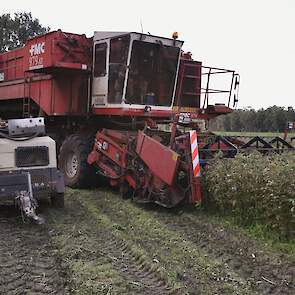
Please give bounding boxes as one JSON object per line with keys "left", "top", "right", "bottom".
{"left": 0, "top": 29, "right": 243, "bottom": 207}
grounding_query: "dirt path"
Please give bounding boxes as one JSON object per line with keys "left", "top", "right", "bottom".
{"left": 47, "top": 196, "right": 181, "bottom": 295}
{"left": 72, "top": 188, "right": 295, "bottom": 295}
{"left": 0, "top": 189, "right": 294, "bottom": 295}
{"left": 72, "top": 190, "right": 253, "bottom": 294}
{"left": 150, "top": 208, "right": 295, "bottom": 295}
{"left": 0, "top": 206, "right": 67, "bottom": 295}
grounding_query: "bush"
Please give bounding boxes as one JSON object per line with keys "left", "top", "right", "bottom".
{"left": 204, "top": 152, "right": 295, "bottom": 239}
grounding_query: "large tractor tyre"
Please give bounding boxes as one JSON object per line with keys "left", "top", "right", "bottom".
{"left": 58, "top": 134, "right": 96, "bottom": 188}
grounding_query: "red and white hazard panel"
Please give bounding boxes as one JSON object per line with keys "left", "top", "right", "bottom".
{"left": 189, "top": 130, "right": 201, "bottom": 177}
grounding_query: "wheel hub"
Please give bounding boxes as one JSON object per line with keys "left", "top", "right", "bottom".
{"left": 65, "top": 152, "right": 78, "bottom": 178}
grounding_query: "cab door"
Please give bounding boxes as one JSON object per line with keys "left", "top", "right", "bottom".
{"left": 92, "top": 41, "right": 109, "bottom": 106}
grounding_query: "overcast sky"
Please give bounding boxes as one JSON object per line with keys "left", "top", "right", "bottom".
{"left": 2, "top": 0, "right": 294, "bottom": 109}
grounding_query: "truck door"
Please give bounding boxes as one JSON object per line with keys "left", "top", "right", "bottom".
{"left": 92, "top": 41, "right": 109, "bottom": 106}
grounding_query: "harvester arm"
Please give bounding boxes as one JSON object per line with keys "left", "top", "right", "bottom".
{"left": 88, "top": 128, "right": 203, "bottom": 208}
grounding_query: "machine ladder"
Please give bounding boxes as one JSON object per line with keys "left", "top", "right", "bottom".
{"left": 23, "top": 76, "right": 31, "bottom": 118}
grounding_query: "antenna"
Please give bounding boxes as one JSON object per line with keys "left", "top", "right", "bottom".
{"left": 140, "top": 18, "right": 144, "bottom": 33}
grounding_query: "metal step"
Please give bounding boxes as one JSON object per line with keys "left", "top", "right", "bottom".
{"left": 183, "top": 91, "right": 199, "bottom": 96}
{"left": 184, "top": 75, "right": 200, "bottom": 79}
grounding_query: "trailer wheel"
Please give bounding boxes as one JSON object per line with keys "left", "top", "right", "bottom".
{"left": 58, "top": 134, "right": 96, "bottom": 188}
{"left": 51, "top": 192, "right": 65, "bottom": 208}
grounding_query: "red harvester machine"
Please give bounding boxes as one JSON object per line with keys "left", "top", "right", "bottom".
{"left": 0, "top": 30, "right": 241, "bottom": 207}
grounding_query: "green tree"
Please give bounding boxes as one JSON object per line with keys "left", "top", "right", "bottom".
{"left": 209, "top": 105, "right": 294, "bottom": 132}
{"left": 0, "top": 12, "right": 50, "bottom": 52}
{"left": 230, "top": 110, "right": 242, "bottom": 131}
{"left": 256, "top": 108, "right": 267, "bottom": 131}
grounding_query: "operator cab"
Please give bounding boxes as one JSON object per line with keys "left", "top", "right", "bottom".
{"left": 91, "top": 32, "right": 183, "bottom": 117}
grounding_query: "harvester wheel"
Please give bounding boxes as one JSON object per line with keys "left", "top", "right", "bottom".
{"left": 51, "top": 192, "right": 65, "bottom": 208}
{"left": 58, "top": 134, "right": 96, "bottom": 188}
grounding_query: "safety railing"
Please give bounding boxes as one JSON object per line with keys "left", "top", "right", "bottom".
{"left": 201, "top": 66, "right": 240, "bottom": 109}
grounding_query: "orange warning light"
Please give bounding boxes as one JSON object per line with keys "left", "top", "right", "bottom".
{"left": 172, "top": 32, "right": 178, "bottom": 39}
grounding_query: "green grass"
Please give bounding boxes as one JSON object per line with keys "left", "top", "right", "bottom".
{"left": 76, "top": 189, "right": 254, "bottom": 295}
{"left": 234, "top": 220, "right": 295, "bottom": 257}
{"left": 204, "top": 211, "right": 295, "bottom": 258}
{"left": 47, "top": 198, "right": 137, "bottom": 295}
{"left": 48, "top": 188, "right": 295, "bottom": 294}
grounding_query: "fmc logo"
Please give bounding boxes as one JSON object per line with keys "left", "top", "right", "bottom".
{"left": 29, "top": 42, "right": 45, "bottom": 56}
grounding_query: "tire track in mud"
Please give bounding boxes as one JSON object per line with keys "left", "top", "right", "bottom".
{"left": 76, "top": 190, "right": 253, "bottom": 295}
{"left": 0, "top": 209, "right": 67, "bottom": 295}
{"left": 149, "top": 209, "right": 295, "bottom": 295}
{"left": 102, "top": 236, "right": 179, "bottom": 295}
{"left": 74, "top": 199, "right": 182, "bottom": 295}
{"left": 49, "top": 195, "right": 182, "bottom": 295}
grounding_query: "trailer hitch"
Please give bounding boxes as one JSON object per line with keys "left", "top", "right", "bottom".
{"left": 15, "top": 173, "right": 45, "bottom": 224}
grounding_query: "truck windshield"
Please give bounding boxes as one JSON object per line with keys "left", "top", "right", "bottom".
{"left": 125, "top": 40, "right": 180, "bottom": 107}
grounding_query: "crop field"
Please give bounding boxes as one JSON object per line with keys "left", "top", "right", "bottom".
{"left": 0, "top": 187, "right": 294, "bottom": 295}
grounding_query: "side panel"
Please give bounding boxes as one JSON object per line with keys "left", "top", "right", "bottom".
{"left": 0, "top": 136, "right": 57, "bottom": 171}
{"left": 0, "top": 30, "right": 92, "bottom": 116}
{"left": 0, "top": 47, "right": 25, "bottom": 82}
{"left": 175, "top": 59, "right": 202, "bottom": 109}
{"left": 0, "top": 72, "right": 89, "bottom": 116}
{"left": 0, "top": 79, "right": 24, "bottom": 99}
{"left": 23, "top": 30, "right": 92, "bottom": 72}
{"left": 135, "top": 131, "right": 180, "bottom": 185}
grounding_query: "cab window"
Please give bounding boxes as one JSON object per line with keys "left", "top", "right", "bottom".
{"left": 108, "top": 36, "right": 130, "bottom": 103}
{"left": 94, "top": 43, "right": 107, "bottom": 77}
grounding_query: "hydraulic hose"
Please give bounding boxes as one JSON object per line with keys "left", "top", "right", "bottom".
{"left": 0, "top": 131, "right": 40, "bottom": 141}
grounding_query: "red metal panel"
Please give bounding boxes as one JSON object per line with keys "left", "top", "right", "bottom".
{"left": 0, "top": 30, "right": 92, "bottom": 116}
{"left": 0, "top": 30, "right": 91, "bottom": 82}
{"left": 0, "top": 47, "right": 24, "bottom": 81}
{"left": 93, "top": 107, "right": 172, "bottom": 118}
{"left": 0, "top": 80, "right": 24, "bottom": 99}
{"left": 175, "top": 58, "right": 202, "bottom": 109}
{"left": 0, "top": 30, "right": 92, "bottom": 75}
{"left": 136, "top": 131, "right": 180, "bottom": 185}
{"left": 29, "top": 78, "right": 52, "bottom": 114}
{"left": 23, "top": 30, "right": 92, "bottom": 72}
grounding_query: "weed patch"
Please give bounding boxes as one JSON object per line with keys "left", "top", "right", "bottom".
{"left": 204, "top": 152, "right": 295, "bottom": 239}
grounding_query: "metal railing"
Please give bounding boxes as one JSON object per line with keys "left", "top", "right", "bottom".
{"left": 200, "top": 66, "right": 240, "bottom": 109}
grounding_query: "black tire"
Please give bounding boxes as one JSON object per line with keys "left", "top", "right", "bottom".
{"left": 58, "top": 134, "right": 96, "bottom": 188}
{"left": 51, "top": 192, "right": 65, "bottom": 208}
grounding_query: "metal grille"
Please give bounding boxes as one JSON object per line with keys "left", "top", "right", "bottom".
{"left": 15, "top": 146, "right": 49, "bottom": 167}
{"left": 31, "top": 173, "right": 49, "bottom": 184}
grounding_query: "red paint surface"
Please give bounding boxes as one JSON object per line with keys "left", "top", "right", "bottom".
{"left": 0, "top": 30, "right": 91, "bottom": 115}
{"left": 136, "top": 131, "right": 180, "bottom": 186}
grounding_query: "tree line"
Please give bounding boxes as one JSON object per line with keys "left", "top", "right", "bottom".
{"left": 0, "top": 12, "right": 49, "bottom": 53}
{"left": 209, "top": 106, "right": 295, "bottom": 132}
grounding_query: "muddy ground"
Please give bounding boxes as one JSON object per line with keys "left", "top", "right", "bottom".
{"left": 0, "top": 189, "right": 294, "bottom": 295}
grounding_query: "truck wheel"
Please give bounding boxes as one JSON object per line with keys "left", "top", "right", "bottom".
{"left": 58, "top": 134, "right": 96, "bottom": 188}
{"left": 51, "top": 192, "right": 65, "bottom": 208}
